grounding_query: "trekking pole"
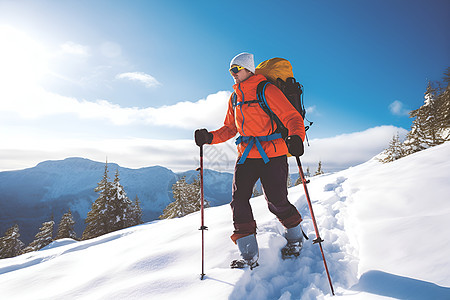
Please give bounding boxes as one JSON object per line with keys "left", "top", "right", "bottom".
{"left": 296, "top": 156, "right": 335, "bottom": 295}
{"left": 198, "top": 145, "right": 208, "bottom": 280}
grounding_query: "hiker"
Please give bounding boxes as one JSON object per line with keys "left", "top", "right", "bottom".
{"left": 194, "top": 52, "right": 306, "bottom": 268}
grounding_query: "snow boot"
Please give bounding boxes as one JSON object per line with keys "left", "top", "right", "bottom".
{"left": 281, "top": 224, "right": 304, "bottom": 259}
{"left": 230, "top": 234, "right": 259, "bottom": 269}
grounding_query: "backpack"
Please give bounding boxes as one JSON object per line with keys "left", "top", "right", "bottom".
{"left": 232, "top": 58, "right": 311, "bottom": 139}
{"left": 255, "top": 57, "right": 311, "bottom": 138}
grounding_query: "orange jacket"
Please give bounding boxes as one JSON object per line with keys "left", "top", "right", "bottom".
{"left": 211, "top": 74, "right": 305, "bottom": 159}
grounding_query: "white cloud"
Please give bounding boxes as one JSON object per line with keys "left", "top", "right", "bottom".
{"left": 116, "top": 72, "right": 161, "bottom": 88}
{"left": 139, "top": 91, "right": 230, "bottom": 129}
{"left": 389, "top": 100, "right": 410, "bottom": 116}
{"left": 60, "top": 41, "right": 90, "bottom": 57}
{"left": 0, "top": 84, "right": 230, "bottom": 129}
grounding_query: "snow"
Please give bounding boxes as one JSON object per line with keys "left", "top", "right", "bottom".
{"left": 1, "top": 142, "right": 450, "bottom": 299}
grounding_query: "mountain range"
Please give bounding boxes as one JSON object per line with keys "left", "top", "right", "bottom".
{"left": 0, "top": 157, "right": 233, "bottom": 244}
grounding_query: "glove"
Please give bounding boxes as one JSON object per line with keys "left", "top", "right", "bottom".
{"left": 285, "top": 135, "right": 304, "bottom": 156}
{"left": 195, "top": 128, "right": 213, "bottom": 147}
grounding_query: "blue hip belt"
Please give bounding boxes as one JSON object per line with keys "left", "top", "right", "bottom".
{"left": 235, "top": 133, "right": 282, "bottom": 164}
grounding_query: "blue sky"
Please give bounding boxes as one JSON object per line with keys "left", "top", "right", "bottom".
{"left": 0, "top": 0, "right": 449, "bottom": 173}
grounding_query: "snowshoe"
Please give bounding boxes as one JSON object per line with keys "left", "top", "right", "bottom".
{"left": 281, "top": 240, "right": 302, "bottom": 259}
{"left": 230, "top": 259, "right": 259, "bottom": 270}
{"left": 231, "top": 234, "right": 259, "bottom": 269}
{"left": 282, "top": 223, "right": 305, "bottom": 259}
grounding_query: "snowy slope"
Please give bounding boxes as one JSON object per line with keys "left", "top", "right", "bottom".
{"left": 1, "top": 143, "right": 450, "bottom": 299}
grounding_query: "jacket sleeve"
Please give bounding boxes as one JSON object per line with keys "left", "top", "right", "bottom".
{"left": 210, "top": 96, "right": 238, "bottom": 144}
{"left": 265, "top": 84, "right": 306, "bottom": 141}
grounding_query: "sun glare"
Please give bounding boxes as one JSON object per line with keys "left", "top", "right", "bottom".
{"left": 0, "top": 26, "right": 49, "bottom": 89}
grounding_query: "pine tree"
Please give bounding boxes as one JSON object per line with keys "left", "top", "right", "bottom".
{"left": 109, "top": 169, "right": 134, "bottom": 231}
{"left": 191, "top": 175, "right": 209, "bottom": 212}
{"left": 383, "top": 68, "right": 450, "bottom": 159}
{"left": 0, "top": 224, "right": 24, "bottom": 259}
{"left": 23, "top": 221, "right": 54, "bottom": 253}
{"left": 160, "top": 175, "right": 209, "bottom": 219}
{"left": 287, "top": 174, "right": 293, "bottom": 188}
{"left": 436, "top": 67, "right": 450, "bottom": 140}
{"left": 405, "top": 82, "right": 445, "bottom": 154}
{"left": 379, "top": 133, "right": 406, "bottom": 163}
{"left": 131, "top": 196, "right": 143, "bottom": 226}
{"left": 314, "top": 161, "right": 324, "bottom": 176}
{"left": 160, "top": 177, "right": 190, "bottom": 219}
{"left": 83, "top": 163, "right": 143, "bottom": 240}
{"left": 82, "top": 162, "right": 113, "bottom": 240}
{"left": 56, "top": 209, "right": 77, "bottom": 240}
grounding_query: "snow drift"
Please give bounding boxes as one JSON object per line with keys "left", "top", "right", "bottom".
{"left": 1, "top": 142, "right": 450, "bottom": 299}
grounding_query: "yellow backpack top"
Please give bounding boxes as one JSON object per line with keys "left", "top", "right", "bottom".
{"left": 255, "top": 57, "right": 294, "bottom": 88}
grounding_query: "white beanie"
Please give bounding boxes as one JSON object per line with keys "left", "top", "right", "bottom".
{"left": 230, "top": 52, "right": 255, "bottom": 73}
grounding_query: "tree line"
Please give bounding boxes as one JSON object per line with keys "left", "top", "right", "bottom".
{"left": 381, "top": 68, "right": 450, "bottom": 162}
{"left": 0, "top": 162, "right": 143, "bottom": 259}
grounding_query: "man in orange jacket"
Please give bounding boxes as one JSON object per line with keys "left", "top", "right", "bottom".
{"left": 195, "top": 53, "right": 305, "bottom": 268}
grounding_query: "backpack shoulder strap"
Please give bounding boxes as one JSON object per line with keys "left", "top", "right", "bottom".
{"left": 232, "top": 91, "right": 261, "bottom": 108}
{"left": 231, "top": 92, "right": 237, "bottom": 108}
{"left": 256, "top": 80, "right": 284, "bottom": 134}
{"left": 256, "top": 80, "right": 272, "bottom": 114}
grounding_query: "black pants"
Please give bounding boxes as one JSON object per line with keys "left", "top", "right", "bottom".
{"left": 230, "top": 155, "right": 302, "bottom": 241}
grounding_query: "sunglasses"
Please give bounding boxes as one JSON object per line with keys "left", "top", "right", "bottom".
{"left": 229, "top": 65, "right": 245, "bottom": 74}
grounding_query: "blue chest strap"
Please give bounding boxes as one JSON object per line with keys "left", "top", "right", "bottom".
{"left": 235, "top": 132, "right": 282, "bottom": 164}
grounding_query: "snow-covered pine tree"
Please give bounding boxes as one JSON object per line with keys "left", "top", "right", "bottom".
{"left": 287, "top": 174, "right": 293, "bottom": 188}
{"left": 82, "top": 162, "right": 113, "bottom": 240}
{"left": 131, "top": 196, "right": 143, "bottom": 226}
{"left": 56, "top": 209, "right": 77, "bottom": 240}
{"left": 160, "top": 176, "right": 189, "bottom": 219}
{"left": 379, "top": 133, "right": 406, "bottom": 163}
{"left": 436, "top": 67, "right": 450, "bottom": 140}
{"left": 314, "top": 161, "right": 324, "bottom": 176}
{"left": 419, "top": 82, "right": 444, "bottom": 145}
{"left": 109, "top": 169, "right": 135, "bottom": 232}
{"left": 382, "top": 68, "right": 449, "bottom": 159}
{"left": 404, "top": 81, "right": 447, "bottom": 156}
{"left": 0, "top": 224, "right": 24, "bottom": 259}
{"left": 22, "top": 221, "right": 54, "bottom": 253}
{"left": 160, "top": 175, "right": 209, "bottom": 219}
{"left": 191, "top": 175, "right": 210, "bottom": 212}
